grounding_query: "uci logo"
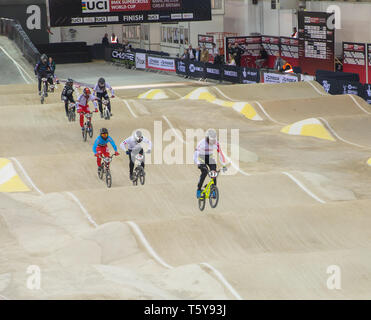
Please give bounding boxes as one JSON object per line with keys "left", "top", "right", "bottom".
{"left": 82, "top": 0, "right": 109, "bottom": 13}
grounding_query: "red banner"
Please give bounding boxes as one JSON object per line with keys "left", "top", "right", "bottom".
{"left": 226, "top": 36, "right": 261, "bottom": 67}
{"left": 280, "top": 36, "right": 299, "bottom": 69}
{"left": 110, "top": 0, "right": 151, "bottom": 12}
{"left": 261, "top": 36, "right": 280, "bottom": 68}
{"left": 343, "top": 42, "right": 366, "bottom": 84}
{"left": 368, "top": 44, "right": 371, "bottom": 84}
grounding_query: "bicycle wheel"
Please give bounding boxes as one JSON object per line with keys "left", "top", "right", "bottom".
{"left": 98, "top": 166, "right": 104, "bottom": 180}
{"left": 41, "top": 95, "right": 44, "bottom": 104}
{"left": 89, "top": 123, "right": 94, "bottom": 138}
{"left": 139, "top": 169, "right": 145, "bottom": 185}
{"left": 209, "top": 185, "right": 219, "bottom": 208}
{"left": 105, "top": 108, "right": 110, "bottom": 120}
{"left": 132, "top": 172, "right": 138, "bottom": 186}
{"left": 106, "top": 171, "right": 112, "bottom": 188}
{"left": 68, "top": 111, "right": 72, "bottom": 122}
{"left": 198, "top": 193, "right": 206, "bottom": 211}
{"left": 83, "top": 126, "right": 87, "bottom": 142}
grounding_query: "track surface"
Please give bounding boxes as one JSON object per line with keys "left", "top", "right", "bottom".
{"left": 1, "top": 47, "right": 371, "bottom": 299}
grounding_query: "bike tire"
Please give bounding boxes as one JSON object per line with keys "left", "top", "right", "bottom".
{"left": 89, "top": 123, "right": 94, "bottom": 138}
{"left": 132, "top": 173, "right": 138, "bottom": 186}
{"left": 68, "top": 111, "right": 72, "bottom": 122}
{"left": 140, "top": 169, "right": 145, "bottom": 185}
{"left": 198, "top": 195, "right": 206, "bottom": 211}
{"left": 83, "top": 126, "right": 87, "bottom": 142}
{"left": 41, "top": 96, "right": 44, "bottom": 104}
{"left": 106, "top": 110, "right": 110, "bottom": 120}
{"left": 98, "top": 166, "right": 104, "bottom": 180}
{"left": 106, "top": 171, "right": 112, "bottom": 188}
{"left": 209, "top": 186, "right": 219, "bottom": 209}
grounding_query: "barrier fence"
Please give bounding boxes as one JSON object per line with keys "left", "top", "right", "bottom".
{"left": 0, "top": 17, "right": 40, "bottom": 65}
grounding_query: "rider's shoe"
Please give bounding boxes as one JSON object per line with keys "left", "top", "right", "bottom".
{"left": 100, "top": 112, "right": 103, "bottom": 118}
{"left": 38, "top": 91, "right": 41, "bottom": 96}
{"left": 98, "top": 166, "right": 103, "bottom": 175}
{"left": 211, "top": 190, "right": 216, "bottom": 198}
{"left": 130, "top": 174, "right": 135, "bottom": 181}
{"left": 196, "top": 190, "right": 201, "bottom": 198}
{"left": 110, "top": 112, "right": 113, "bottom": 116}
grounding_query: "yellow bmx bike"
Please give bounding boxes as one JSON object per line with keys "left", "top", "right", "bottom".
{"left": 198, "top": 169, "right": 220, "bottom": 211}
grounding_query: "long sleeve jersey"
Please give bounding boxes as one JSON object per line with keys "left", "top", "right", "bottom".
{"left": 193, "top": 138, "right": 226, "bottom": 166}
{"left": 92, "top": 136, "right": 118, "bottom": 154}
{"left": 75, "top": 93, "right": 98, "bottom": 110}
{"left": 93, "top": 82, "right": 115, "bottom": 95}
{"left": 119, "top": 136, "right": 152, "bottom": 152}
{"left": 34, "top": 61, "right": 52, "bottom": 76}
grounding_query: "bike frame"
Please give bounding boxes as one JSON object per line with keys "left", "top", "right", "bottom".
{"left": 201, "top": 177, "right": 216, "bottom": 200}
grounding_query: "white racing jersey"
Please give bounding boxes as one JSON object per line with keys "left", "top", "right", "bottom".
{"left": 120, "top": 136, "right": 152, "bottom": 152}
{"left": 76, "top": 93, "right": 98, "bottom": 110}
{"left": 93, "top": 82, "right": 115, "bottom": 95}
{"left": 194, "top": 138, "right": 226, "bottom": 165}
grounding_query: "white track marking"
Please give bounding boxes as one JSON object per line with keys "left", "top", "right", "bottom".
{"left": 319, "top": 117, "right": 370, "bottom": 149}
{"left": 10, "top": 157, "right": 44, "bottom": 195}
{"left": 122, "top": 99, "right": 138, "bottom": 118}
{"left": 200, "top": 263, "right": 243, "bottom": 300}
{"left": 307, "top": 81, "right": 325, "bottom": 95}
{"left": 0, "top": 295, "right": 10, "bottom": 300}
{"left": 167, "top": 88, "right": 182, "bottom": 99}
{"left": 213, "top": 87, "right": 237, "bottom": 101}
{"left": 0, "top": 46, "right": 34, "bottom": 83}
{"left": 348, "top": 94, "right": 371, "bottom": 115}
{"left": 126, "top": 221, "right": 174, "bottom": 269}
{"left": 282, "top": 172, "right": 326, "bottom": 204}
{"left": 254, "top": 101, "right": 287, "bottom": 125}
{"left": 66, "top": 192, "right": 98, "bottom": 228}
{"left": 162, "top": 116, "right": 251, "bottom": 176}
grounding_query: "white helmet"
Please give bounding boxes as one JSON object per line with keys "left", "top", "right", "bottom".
{"left": 206, "top": 128, "right": 217, "bottom": 144}
{"left": 134, "top": 130, "right": 143, "bottom": 143}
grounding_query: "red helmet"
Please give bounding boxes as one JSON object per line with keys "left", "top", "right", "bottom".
{"left": 83, "top": 88, "right": 91, "bottom": 95}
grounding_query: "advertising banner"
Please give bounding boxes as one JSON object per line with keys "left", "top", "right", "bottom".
{"left": 343, "top": 42, "right": 366, "bottom": 84}
{"left": 368, "top": 44, "right": 371, "bottom": 85}
{"left": 363, "top": 84, "right": 371, "bottom": 104}
{"left": 261, "top": 36, "right": 280, "bottom": 68}
{"left": 262, "top": 71, "right": 300, "bottom": 84}
{"left": 147, "top": 55, "right": 176, "bottom": 72}
{"left": 187, "top": 60, "right": 206, "bottom": 79}
{"left": 135, "top": 52, "right": 146, "bottom": 69}
{"left": 204, "top": 63, "right": 221, "bottom": 81}
{"left": 225, "top": 36, "right": 261, "bottom": 67}
{"left": 48, "top": 0, "right": 211, "bottom": 26}
{"left": 222, "top": 65, "right": 240, "bottom": 83}
{"left": 280, "top": 36, "right": 299, "bottom": 68}
{"left": 175, "top": 59, "right": 187, "bottom": 76}
{"left": 240, "top": 67, "right": 260, "bottom": 83}
{"left": 298, "top": 11, "right": 335, "bottom": 75}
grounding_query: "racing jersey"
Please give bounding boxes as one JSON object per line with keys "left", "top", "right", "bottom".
{"left": 93, "top": 136, "right": 118, "bottom": 154}
{"left": 194, "top": 138, "right": 226, "bottom": 165}
{"left": 61, "top": 85, "right": 74, "bottom": 100}
{"left": 34, "top": 61, "right": 52, "bottom": 76}
{"left": 93, "top": 82, "right": 115, "bottom": 95}
{"left": 120, "top": 136, "right": 152, "bottom": 152}
{"left": 76, "top": 93, "right": 98, "bottom": 110}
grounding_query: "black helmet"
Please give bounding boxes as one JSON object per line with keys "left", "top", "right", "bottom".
{"left": 66, "top": 78, "right": 73, "bottom": 86}
{"left": 41, "top": 54, "right": 48, "bottom": 63}
{"left": 98, "top": 77, "right": 105, "bottom": 87}
{"left": 100, "top": 128, "right": 108, "bottom": 135}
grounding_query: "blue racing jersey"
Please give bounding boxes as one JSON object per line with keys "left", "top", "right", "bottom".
{"left": 93, "top": 135, "right": 118, "bottom": 153}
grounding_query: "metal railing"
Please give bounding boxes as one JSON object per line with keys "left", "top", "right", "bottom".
{"left": 0, "top": 17, "right": 40, "bottom": 65}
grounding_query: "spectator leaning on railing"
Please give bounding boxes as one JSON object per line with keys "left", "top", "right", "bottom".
{"left": 200, "top": 45, "right": 209, "bottom": 63}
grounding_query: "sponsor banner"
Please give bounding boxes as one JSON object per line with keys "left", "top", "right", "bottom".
{"left": 298, "top": 11, "right": 335, "bottom": 75}
{"left": 364, "top": 84, "right": 371, "bottom": 104}
{"left": 48, "top": 0, "right": 211, "bottom": 26}
{"left": 262, "top": 71, "right": 299, "bottom": 84}
{"left": 261, "top": 35, "right": 280, "bottom": 68}
{"left": 225, "top": 36, "right": 261, "bottom": 67}
{"left": 187, "top": 60, "right": 205, "bottom": 79}
{"left": 175, "top": 59, "right": 188, "bottom": 76}
{"left": 317, "top": 79, "right": 342, "bottom": 95}
{"left": 111, "top": 49, "right": 135, "bottom": 66}
{"left": 340, "top": 80, "right": 363, "bottom": 96}
{"left": 204, "top": 63, "right": 221, "bottom": 81}
{"left": 135, "top": 52, "right": 146, "bottom": 69}
{"left": 147, "top": 55, "right": 176, "bottom": 72}
{"left": 240, "top": 67, "right": 260, "bottom": 84}
{"left": 343, "top": 42, "right": 367, "bottom": 83}
{"left": 222, "top": 65, "right": 240, "bottom": 83}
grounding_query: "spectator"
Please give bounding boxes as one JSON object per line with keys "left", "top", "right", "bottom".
{"left": 273, "top": 52, "right": 286, "bottom": 71}
{"left": 188, "top": 45, "right": 196, "bottom": 61}
{"left": 228, "top": 54, "right": 236, "bottom": 66}
{"left": 255, "top": 45, "right": 268, "bottom": 68}
{"left": 181, "top": 48, "right": 189, "bottom": 60}
{"left": 211, "top": 42, "right": 218, "bottom": 61}
{"left": 200, "top": 45, "right": 209, "bottom": 63}
{"left": 292, "top": 27, "right": 298, "bottom": 38}
{"left": 102, "top": 33, "right": 109, "bottom": 46}
{"left": 227, "top": 43, "right": 234, "bottom": 63}
{"left": 213, "top": 48, "right": 224, "bottom": 65}
{"left": 48, "top": 56, "right": 56, "bottom": 77}
{"left": 233, "top": 42, "right": 244, "bottom": 67}
{"left": 195, "top": 46, "right": 201, "bottom": 62}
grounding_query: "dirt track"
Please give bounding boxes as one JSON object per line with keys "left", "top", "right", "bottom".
{"left": 1, "top": 67, "right": 371, "bottom": 299}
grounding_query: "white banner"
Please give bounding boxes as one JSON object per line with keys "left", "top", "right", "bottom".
{"left": 146, "top": 56, "right": 176, "bottom": 72}
{"left": 263, "top": 71, "right": 299, "bottom": 83}
{"left": 135, "top": 52, "right": 146, "bottom": 69}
